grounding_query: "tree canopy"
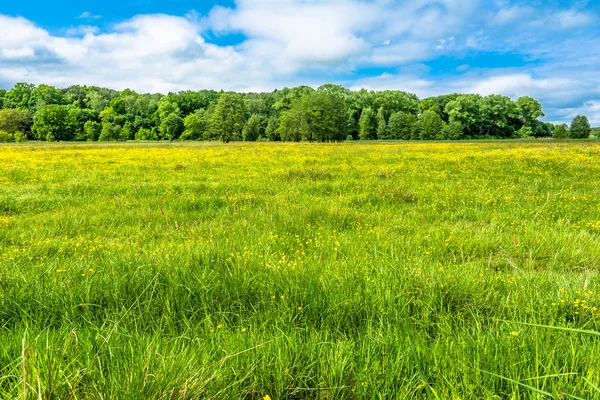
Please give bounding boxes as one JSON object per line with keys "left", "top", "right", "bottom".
{"left": 0, "top": 82, "right": 593, "bottom": 143}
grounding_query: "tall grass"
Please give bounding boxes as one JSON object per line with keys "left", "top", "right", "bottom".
{"left": 0, "top": 141, "right": 599, "bottom": 398}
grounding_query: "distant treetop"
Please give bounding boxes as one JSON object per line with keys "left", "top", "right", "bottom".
{"left": 0, "top": 82, "right": 593, "bottom": 143}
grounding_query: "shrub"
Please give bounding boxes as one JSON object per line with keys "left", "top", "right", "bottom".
{"left": 0, "top": 130, "right": 14, "bottom": 143}
{"left": 13, "top": 131, "right": 27, "bottom": 143}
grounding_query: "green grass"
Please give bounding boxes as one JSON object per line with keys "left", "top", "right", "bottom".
{"left": 1, "top": 141, "right": 600, "bottom": 399}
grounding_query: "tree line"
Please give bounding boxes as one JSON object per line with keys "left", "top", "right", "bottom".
{"left": 0, "top": 82, "right": 594, "bottom": 143}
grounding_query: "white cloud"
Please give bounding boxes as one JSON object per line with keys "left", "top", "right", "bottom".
{"left": 204, "top": 0, "right": 478, "bottom": 70}
{"left": 65, "top": 25, "right": 100, "bottom": 36}
{"left": 436, "top": 37, "right": 455, "bottom": 51}
{"left": 0, "top": 14, "right": 254, "bottom": 93}
{"left": 557, "top": 10, "right": 594, "bottom": 28}
{"left": 0, "top": 15, "right": 49, "bottom": 50}
{"left": 557, "top": 101, "right": 600, "bottom": 126}
{"left": 466, "top": 74, "right": 575, "bottom": 97}
{"left": 77, "top": 11, "right": 101, "bottom": 20}
{"left": 1, "top": 47, "right": 35, "bottom": 59}
{"left": 0, "top": 1, "right": 479, "bottom": 92}
{"left": 493, "top": 6, "right": 534, "bottom": 25}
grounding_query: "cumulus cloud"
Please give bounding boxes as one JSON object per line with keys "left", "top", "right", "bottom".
{"left": 0, "top": 0, "right": 480, "bottom": 92}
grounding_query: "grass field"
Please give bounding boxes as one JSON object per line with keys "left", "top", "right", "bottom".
{"left": 1, "top": 141, "right": 600, "bottom": 399}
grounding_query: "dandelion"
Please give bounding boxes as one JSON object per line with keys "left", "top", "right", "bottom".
{"left": 264, "top": 396, "right": 272, "bottom": 400}
{"left": 217, "top": 324, "right": 223, "bottom": 329}
{"left": 241, "top": 328, "right": 247, "bottom": 333}
{"left": 510, "top": 331, "right": 519, "bottom": 337}
{"left": 298, "top": 307, "right": 303, "bottom": 311}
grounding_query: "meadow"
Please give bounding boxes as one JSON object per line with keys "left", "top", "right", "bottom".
{"left": 1, "top": 141, "right": 599, "bottom": 399}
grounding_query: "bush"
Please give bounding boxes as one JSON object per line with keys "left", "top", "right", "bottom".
{"left": 0, "top": 130, "right": 14, "bottom": 143}
{"left": 135, "top": 127, "right": 160, "bottom": 141}
{"left": 13, "top": 131, "right": 27, "bottom": 143}
{"left": 517, "top": 126, "right": 534, "bottom": 138}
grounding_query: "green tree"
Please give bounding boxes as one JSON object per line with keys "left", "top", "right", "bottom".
{"left": 159, "top": 113, "right": 184, "bottom": 141}
{"left": 76, "top": 120, "right": 102, "bottom": 141}
{"left": 442, "top": 121, "right": 465, "bottom": 140}
{"left": 387, "top": 111, "right": 417, "bottom": 140}
{"left": 302, "top": 92, "right": 348, "bottom": 142}
{"left": 69, "top": 107, "right": 99, "bottom": 140}
{"left": 3, "top": 83, "right": 35, "bottom": 109}
{"left": 0, "top": 109, "right": 31, "bottom": 135}
{"left": 122, "top": 121, "right": 135, "bottom": 140}
{"left": 85, "top": 89, "right": 114, "bottom": 113}
{"left": 99, "top": 106, "right": 126, "bottom": 127}
{"left": 277, "top": 103, "right": 306, "bottom": 142}
{"left": 211, "top": 93, "right": 246, "bottom": 143}
{"left": 32, "top": 104, "right": 76, "bottom": 141}
{"left": 0, "top": 88, "right": 6, "bottom": 108}
{"left": 479, "top": 95, "right": 519, "bottom": 137}
{"left": 445, "top": 95, "right": 481, "bottom": 136}
{"left": 373, "top": 90, "right": 420, "bottom": 120}
{"left": 516, "top": 96, "right": 544, "bottom": 127}
{"left": 99, "top": 122, "right": 123, "bottom": 141}
{"left": 569, "top": 115, "right": 591, "bottom": 139}
{"left": 243, "top": 114, "right": 267, "bottom": 141}
{"left": 416, "top": 110, "right": 445, "bottom": 140}
{"left": 376, "top": 107, "right": 387, "bottom": 139}
{"left": 359, "top": 107, "right": 377, "bottom": 140}
{"left": 28, "top": 84, "right": 64, "bottom": 113}
{"left": 553, "top": 123, "right": 569, "bottom": 139}
{"left": 420, "top": 98, "right": 440, "bottom": 115}
{"left": 182, "top": 111, "right": 206, "bottom": 141}
{"left": 157, "top": 97, "right": 181, "bottom": 121}
{"left": 265, "top": 115, "right": 280, "bottom": 141}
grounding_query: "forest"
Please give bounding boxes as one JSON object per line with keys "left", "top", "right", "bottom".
{"left": 0, "top": 82, "right": 594, "bottom": 143}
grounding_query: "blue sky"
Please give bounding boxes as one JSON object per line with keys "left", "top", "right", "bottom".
{"left": 1, "top": 0, "right": 599, "bottom": 124}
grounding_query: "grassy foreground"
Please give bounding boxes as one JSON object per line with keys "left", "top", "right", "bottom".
{"left": 1, "top": 141, "right": 600, "bottom": 399}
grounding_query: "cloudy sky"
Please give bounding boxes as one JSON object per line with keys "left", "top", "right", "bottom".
{"left": 1, "top": 0, "right": 599, "bottom": 123}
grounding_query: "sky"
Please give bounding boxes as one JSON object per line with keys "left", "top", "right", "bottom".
{"left": 0, "top": 0, "right": 599, "bottom": 124}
